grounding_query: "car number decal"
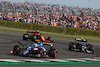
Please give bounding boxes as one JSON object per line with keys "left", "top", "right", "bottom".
{"left": 34, "top": 48, "right": 38, "bottom": 50}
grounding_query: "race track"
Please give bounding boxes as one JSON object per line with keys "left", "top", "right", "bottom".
{"left": 0, "top": 31, "right": 100, "bottom": 59}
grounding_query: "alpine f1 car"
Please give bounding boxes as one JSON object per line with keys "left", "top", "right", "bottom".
{"left": 10, "top": 41, "right": 57, "bottom": 58}
{"left": 23, "top": 31, "right": 53, "bottom": 46}
{"left": 68, "top": 38, "right": 95, "bottom": 54}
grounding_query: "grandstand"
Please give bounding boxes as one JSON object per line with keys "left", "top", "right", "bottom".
{"left": 0, "top": 1, "right": 100, "bottom": 30}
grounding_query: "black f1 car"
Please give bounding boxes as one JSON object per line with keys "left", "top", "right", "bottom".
{"left": 68, "top": 38, "right": 95, "bottom": 54}
{"left": 10, "top": 41, "right": 57, "bottom": 58}
{"left": 23, "top": 31, "right": 53, "bottom": 46}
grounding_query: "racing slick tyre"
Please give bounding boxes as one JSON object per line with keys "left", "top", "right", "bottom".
{"left": 90, "top": 47, "right": 95, "bottom": 54}
{"left": 18, "top": 48, "right": 26, "bottom": 56}
{"left": 86, "top": 46, "right": 95, "bottom": 54}
{"left": 13, "top": 45, "right": 20, "bottom": 55}
{"left": 31, "top": 35, "right": 36, "bottom": 41}
{"left": 23, "top": 34, "right": 28, "bottom": 40}
{"left": 38, "top": 49, "right": 43, "bottom": 58}
{"left": 69, "top": 42, "right": 74, "bottom": 50}
{"left": 47, "top": 37, "right": 51, "bottom": 40}
{"left": 49, "top": 49, "right": 57, "bottom": 58}
{"left": 86, "top": 44, "right": 95, "bottom": 54}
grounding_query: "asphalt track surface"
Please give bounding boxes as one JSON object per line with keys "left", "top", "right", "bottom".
{"left": 0, "top": 31, "right": 100, "bottom": 67}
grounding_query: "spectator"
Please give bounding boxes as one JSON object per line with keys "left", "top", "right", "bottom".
{"left": 0, "top": 1, "right": 100, "bottom": 30}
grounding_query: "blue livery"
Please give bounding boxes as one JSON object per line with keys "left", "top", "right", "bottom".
{"left": 23, "top": 41, "right": 46, "bottom": 55}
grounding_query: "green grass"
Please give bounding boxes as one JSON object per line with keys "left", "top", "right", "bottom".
{"left": 0, "top": 26, "right": 100, "bottom": 42}
{"left": 0, "top": 61, "right": 100, "bottom": 65}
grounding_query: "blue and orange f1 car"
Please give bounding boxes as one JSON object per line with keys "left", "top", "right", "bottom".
{"left": 10, "top": 41, "right": 57, "bottom": 58}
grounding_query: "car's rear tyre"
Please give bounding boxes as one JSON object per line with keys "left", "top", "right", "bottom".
{"left": 38, "top": 49, "right": 43, "bottom": 58}
{"left": 49, "top": 49, "right": 57, "bottom": 58}
{"left": 86, "top": 44, "right": 95, "bottom": 54}
{"left": 31, "top": 35, "right": 36, "bottom": 41}
{"left": 40, "top": 50, "right": 43, "bottom": 58}
{"left": 47, "top": 37, "right": 51, "bottom": 40}
{"left": 69, "top": 42, "right": 74, "bottom": 50}
{"left": 90, "top": 47, "right": 95, "bottom": 54}
{"left": 13, "top": 45, "right": 20, "bottom": 55}
{"left": 87, "top": 46, "right": 95, "bottom": 54}
{"left": 23, "top": 34, "right": 28, "bottom": 40}
{"left": 18, "top": 48, "right": 26, "bottom": 56}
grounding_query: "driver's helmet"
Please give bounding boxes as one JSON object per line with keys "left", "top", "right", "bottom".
{"left": 81, "top": 42, "right": 85, "bottom": 45}
{"left": 82, "top": 38, "right": 85, "bottom": 39}
{"left": 34, "top": 44, "right": 38, "bottom": 47}
{"left": 37, "top": 33, "right": 40, "bottom": 35}
{"left": 79, "top": 40, "right": 85, "bottom": 45}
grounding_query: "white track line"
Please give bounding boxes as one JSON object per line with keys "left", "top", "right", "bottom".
{"left": 0, "top": 58, "right": 100, "bottom": 62}
{"left": 17, "top": 59, "right": 48, "bottom": 62}
{"left": 44, "top": 59, "right": 69, "bottom": 62}
{"left": 80, "top": 58, "right": 100, "bottom": 61}
{"left": 65, "top": 59, "right": 86, "bottom": 62}
{"left": 0, "top": 59, "right": 22, "bottom": 62}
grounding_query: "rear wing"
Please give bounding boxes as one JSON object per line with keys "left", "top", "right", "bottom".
{"left": 75, "top": 38, "right": 87, "bottom": 42}
{"left": 27, "top": 31, "right": 39, "bottom": 34}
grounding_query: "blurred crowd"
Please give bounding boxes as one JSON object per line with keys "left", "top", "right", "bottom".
{"left": 0, "top": 1, "right": 100, "bottom": 30}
